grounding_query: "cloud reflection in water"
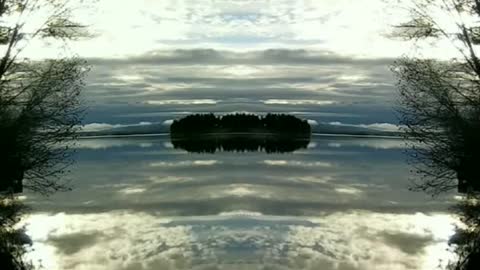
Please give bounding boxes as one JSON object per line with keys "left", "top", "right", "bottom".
{"left": 22, "top": 135, "right": 458, "bottom": 269}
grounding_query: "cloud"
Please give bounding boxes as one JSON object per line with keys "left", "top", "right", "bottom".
{"left": 150, "top": 160, "right": 220, "bottom": 167}
{"left": 307, "top": 120, "right": 318, "bottom": 126}
{"left": 80, "top": 48, "right": 398, "bottom": 125}
{"left": 327, "top": 139, "right": 406, "bottom": 150}
{"left": 72, "top": 139, "right": 156, "bottom": 150}
{"left": 80, "top": 122, "right": 153, "bottom": 132}
{"left": 89, "top": 49, "right": 394, "bottom": 66}
{"left": 263, "top": 99, "right": 336, "bottom": 105}
{"left": 262, "top": 160, "right": 332, "bottom": 167}
{"left": 48, "top": 232, "right": 102, "bottom": 255}
{"left": 223, "top": 185, "right": 259, "bottom": 197}
{"left": 145, "top": 99, "right": 219, "bottom": 105}
{"left": 28, "top": 0, "right": 457, "bottom": 60}
{"left": 118, "top": 187, "right": 147, "bottom": 195}
{"left": 380, "top": 231, "right": 436, "bottom": 255}
{"left": 335, "top": 187, "right": 362, "bottom": 195}
{"left": 329, "top": 122, "right": 402, "bottom": 132}
{"left": 163, "top": 120, "right": 174, "bottom": 126}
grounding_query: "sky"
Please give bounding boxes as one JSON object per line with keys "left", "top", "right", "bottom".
{"left": 21, "top": 0, "right": 461, "bottom": 130}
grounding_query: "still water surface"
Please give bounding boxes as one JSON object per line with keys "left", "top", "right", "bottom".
{"left": 21, "top": 135, "right": 458, "bottom": 270}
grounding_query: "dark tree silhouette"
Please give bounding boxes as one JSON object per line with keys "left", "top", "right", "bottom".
{"left": 390, "top": 1, "right": 480, "bottom": 269}
{"left": 393, "top": 59, "right": 480, "bottom": 195}
{"left": 390, "top": 0, "right": 480, "bottom": 195}
{"left": 170, "top": 113, "right": 312, "bottom": 136}
{"left": 0, "top": 1, "right": 90, "bottom": 269}
{"left": 0, "top": 0, "right": 90, "bottom": 195}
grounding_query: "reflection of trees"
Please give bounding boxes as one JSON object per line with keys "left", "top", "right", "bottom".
{"left": 0, "top": 200, "right": 31, "bottom": 270}
{"left": 171, "top": 134, "right": 310, "bottom": 153}
{"left": 448, "top": 195, "right": 480, "bottom": 270}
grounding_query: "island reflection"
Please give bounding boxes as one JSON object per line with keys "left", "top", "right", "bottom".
{"left": 171, "top": 134, "right": 310, "bottom": 153}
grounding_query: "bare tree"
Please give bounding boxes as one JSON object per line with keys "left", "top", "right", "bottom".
{"left": 0, "top": 1, "right": 91, "bottom": 267}
{"left": 0, "top": 0, "right": 90, "bottom": 195}
{"left": 390, "top": 0, "right": 480, "bottom": 195}
{"left": 390, "top": 1, "right": 480, "bottom": 269}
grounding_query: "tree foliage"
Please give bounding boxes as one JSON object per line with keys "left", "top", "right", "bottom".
{"left": 391, "top": 1, "right": 480, "bottom": 269}
{"left": 391, "top": 0, "right": 480, "bottom": 195}
{"left": 0, "top": 1, "right": 90, "bottom": 268}
{"left": 0, "top": 0, "right": 90, "bottom": 195}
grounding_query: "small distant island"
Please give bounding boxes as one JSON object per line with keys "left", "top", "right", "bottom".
{"left": 169, "top": 113, "right": 311, "bottom": 153}
{"left": 170, "top": 113, "right": 311, "bottom": 136}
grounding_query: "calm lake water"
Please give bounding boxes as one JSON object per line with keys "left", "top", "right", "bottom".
{"left": 21, "top": 135, "right": 458, "bottom": 270}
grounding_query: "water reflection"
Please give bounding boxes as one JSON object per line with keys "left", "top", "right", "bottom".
{"left": 171, "top": 134, "right": 310, "bottom": 153}
{"left": 21, "top": 135, "right": 458, "bottom": 269}
{"left": 23, "top": 211, "right": 456, "bottom": 270}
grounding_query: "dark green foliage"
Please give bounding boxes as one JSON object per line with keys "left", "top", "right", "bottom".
{"left": 170, "top": 113, "right": 311, "bottom": 136}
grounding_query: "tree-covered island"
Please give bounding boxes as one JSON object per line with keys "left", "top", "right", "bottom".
{"left": 170, "top": 113, "right": 312, "bottom": 136}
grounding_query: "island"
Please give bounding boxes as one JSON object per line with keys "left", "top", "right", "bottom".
{"left": 170, "top": 113, "right": 311, "bottom": 153}
{"left": 170, "top": 113, "right": 311, "bottom": 136}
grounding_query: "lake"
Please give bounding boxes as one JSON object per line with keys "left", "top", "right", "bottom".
{"left": 21, "top": 135, "right": 458, "bottom": 270}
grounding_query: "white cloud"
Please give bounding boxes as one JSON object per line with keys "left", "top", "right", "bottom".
{"left": 327, "top": 139, "right": 407, "bottom": 150}
{"left": 145, "top": 99, "right": 219, "bottom": 105}
{"left": 335, "top": 187, "right": 362, "bottom": 195}
{"left": 262, "top": 160, "right": 332, "bottom": 167}
{"left": 119, "top": 187, "right": 147, "bottom": 195}
{"left": 162, "top": 120, "right": 174, "bottom": 126}
{"left": 307, "top": 120, "right": 318, "bottom": 126}
{"left": 223, "top": 185, "right": 257, "bottom": 197}
{"left": 80, "top": 123, "right": 123, "bottom": 132}
{"left": 218, "top": 210, "right": 263, "bottom": 217}
{"left": 263, "top": 99, "right": 336, "bottom": 105}
{"left": 73, "top": 139, "right": 154, "bottom": 150}
{"left": 80, "top": 122, "right": 153, "bottom": 132}
{"left": 21, "top": 0, "right": 460, "bottom": 61}
{"left": 329, "top": 122, "right": 402, "bottom": 132}
{"left": 150, "top": 160, "right": 220, "bottom": 167}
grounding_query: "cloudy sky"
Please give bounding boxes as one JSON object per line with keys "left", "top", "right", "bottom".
{"left": 25, "top": 0, "right": 457, "bottom": 129}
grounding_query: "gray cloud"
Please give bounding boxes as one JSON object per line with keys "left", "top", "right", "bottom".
{"left": 88, "top": 49, "right": 394, "bottom": 66}
{"left": 49, "top": 231, "right": 103, "bottom": 255}
{"left": 379, "top": 231, "right": 436, "bottom": 255}
{"left": 82, "top": 49, "right": 397, "bottom": 125}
